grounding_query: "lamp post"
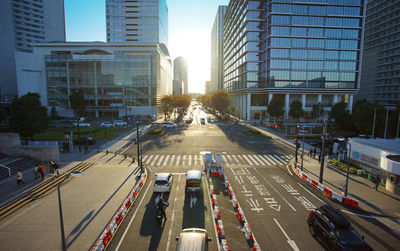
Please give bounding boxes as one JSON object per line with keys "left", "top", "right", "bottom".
{"left": 301, "top": 129, "right": 305, "bottom": 171}
{"left": 344, "top": 140, "right": 352, "bottom": 197}
{"left": 57, "top": 171, "right": 84, "bottom": 251}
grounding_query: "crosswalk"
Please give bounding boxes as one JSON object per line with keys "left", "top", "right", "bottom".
{"left": 141, "top": 154, "right": 293, "bottom": 167}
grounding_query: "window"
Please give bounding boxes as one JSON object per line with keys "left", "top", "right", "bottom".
{"left": 271, "top": 15, "right": 290, "bottom": 25}
{"left": 292, "top": 16, "right": 308, "bottom": 25}
{"left": 291, "top": 60, "right": 307, "bottom": 70}
{"left": 340, "top": 72, "right": 356, "bottom": 82}
{"left": 270, "top": 59, "right": 290, "bottom": 69}
{"left": 271, "top": 4, "right": 291, "bottom": 13}
{"left": 324, "top": 61, "right": 338, "bottom": 70}
{"left": 327, "top": 6, "right": 343, "bottom": 15}
{"left": 292, "top": 38, "right": 307, "bottom": 47}
{"left": 270, "top": 49, "right": 289, "bottom": 58}
{"left": 326, "top": 18, "right": 342, "bottom": 27}
{"left": 339, "top": 62, "right": 356, "bottom": 71}
{"left": 291, "top": 71, "right": 306, "bottom": 81}
{"left": 307, "top": 72, "right": 322, "bottom": 81}
{"left": 326, "top": 39, "right": 339, "bottom": 49}
{"left": 323, "top": 72, "right": 339, "bottom": 81}
{"left": 292, "top": 27, "right": 307, "bottom": 36}
{"left": 271, "top": 26, "right": 290, "bottom": 35}
{"left": 309, "top": 28, "right": 324, "bottom": 37}
{"left": 343, "top": 18, "right": 359, "bottom": 27}
{"left": 342, "top": 29, "right": 359, "bottom": 39}
{"left": 308, "top": 50, "right": 324, "bottom": 59}
{"left": 326, "top": 29, "right": 342, "bottom": 38}
{"left": 308, "top": 39, "right": 324, "bottom": 48}
{"left": 309, "top": 6, "right": 326, "bottom": 15}
{"left": 307, "top": 61, "right": 323, "bottom": 70}
{"left": 344, "top": 7, "right": 360, "bottom": 16}
{"left": 325, "top": 50, "right": 339, "bottom": 60}
{"left": 292, "top": 5, "right": 308, "bottom": 14}
{"left": 271, "top": 38, "right": 291, "bottom": 47}
{"left": 271, "top": 70, "right": 290, "bottom": 80}
{"left": 309, "top": 16, "right": 324, "bottom": 26}
{"left": 340, "top": 40, "right": 358, "bottom": 49}
{"left": 291, "top": 49, "right": 308, "bottom": 59}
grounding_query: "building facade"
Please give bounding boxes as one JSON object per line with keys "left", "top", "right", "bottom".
{"left": 173, "top": 79, "right": 184, "bottom": 94}
{"left": 0, "top": 0, "right": 65, "bottom": 97}
{"left": 173, "top": 56, "right": 188, "bottom": 94}
{"left": 211, "top": 5, "right": 227, "bottom": 93}
{"left": 358, "top": 0, "right": 400, "bottom": 105}
{"left": 223, "top": 0, "right": 366, "bottom": 121}
{"left": 106, "top": 0, "right": 168, "bottom": 46}
{"left": 205, "top": 81, "right": 211, "bottom": 94}
{"left": 19, "top": 42, "right": 172, "bottom": 120}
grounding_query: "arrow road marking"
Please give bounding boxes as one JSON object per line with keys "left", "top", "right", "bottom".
{"left": 274, "top": 218, "right": 300, "bottom": 251}
{"left": 190, "top": 196, "right": 197, "bottom": 208}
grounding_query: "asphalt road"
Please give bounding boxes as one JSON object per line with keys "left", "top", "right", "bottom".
{"left": 108, "top": 105, "right": 399, "bottom": 250}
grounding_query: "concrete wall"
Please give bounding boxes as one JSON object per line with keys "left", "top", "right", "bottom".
{"left": 0, "top": 133, "right": 59, "bottom": 162}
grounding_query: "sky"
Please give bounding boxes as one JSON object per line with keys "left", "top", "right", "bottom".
{"left": 64, "top": 0, "right": 229, "bottom": 94}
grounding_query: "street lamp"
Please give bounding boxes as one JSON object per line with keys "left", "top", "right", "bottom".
{"left": 301, "top": 129, "right": 305, "bottom": 171}
{"left": 57, "top": 171, "right": 84, "bottom": 251}
{"left": 344, "top": 140, "right": 351, "bottom": 197}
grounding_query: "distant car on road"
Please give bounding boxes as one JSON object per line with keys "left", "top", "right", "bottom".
{"left": 186, "top": 118, "right": 193, "bottom": 124}
{"left": 100, "top": 121, "right": 113, "bottom": 127}
{"left": 200, "top": 118, "right": 205, "bottom": 125}
{"left": 72, "top": 121, "right": 91, "bottom": 127}
{"left": 162, "top": 121, "right": 177, "bottom": 128}
{"left": 207, "top": 117, "right": 212, "bottom": 123}
{"left": 113, "top": 120, "right": 127, "bottom": 127}
{"left": 176, "top": 228, "right": 211, "bottom": 251}
{"left": 307, "top": 205, "right": 372, "bottom": 251}
{"left": 153, "top": 173, "right": 173, "bottom": 193}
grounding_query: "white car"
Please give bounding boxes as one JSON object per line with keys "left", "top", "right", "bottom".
{"left": 162, "top": 121, "right": 177, "bottom": 128}
{"left": 100, "top": 121, "right": 113, "bottom": 127}
{"left": 72, "top": 122, "right": 91, "bottom": 127}
{"left": 153, "top": 173, "right": 173, "bottom": 193}
{"left": 113, "top": 120, "right": 127, "bottom": 127}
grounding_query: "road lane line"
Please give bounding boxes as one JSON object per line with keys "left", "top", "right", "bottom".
{"left": 157, "top": 155, "right": 165, "bottom": 166}
{"left": 182, "top": 155, "right": 186, "bottom": 165}
{"left": 263, "top": 155, "right": 278, "bottom": 165}
{"left": 145, "top": 155, "right": 153, "bottom": 165}
{"left": 222, "top": 155, "right": 228, "bottom": 165}
{"left": 226, "top": 155, "right": 232, "bottom": 162}
{"left": 287, "top": 165, "right": 293, "bottom": 175}
{"left": 274, "top": 218, "right": 300, "bottom": 251}
{"left": 166, "top": 175, "right": 181, "bottom": 250}
{"left": 253, "top": 155, "right": 266, "bottom": 165}
{"left": 340, "top": 209, "right": 375, "bottom": 218}
{"left": 170, "top": 155, "right": 175, "bottom": 165}
{"left": 270, "top": 155, "right": 285, "bottom": 165}
{"left": 232, "top": 155, "right": 240, "bottom": 164}
{"left": 115, "top": 181, "right": 152, "bottom": 251}
{"left": 163, "top": 155, "right": 170, "bottom": 166}
{"left": 199, "top": 155, "right": 204, "bottom": 166}
{"left": 248, "top": 155, "right": 260, "bottom": 165}
{"left": 151, "top": 155, "right": 159, "bottom": 166}
{"left": 297, "top": 182, "right": 325, "bottom": 204}
{"left": 259, "top": 155, "right": 272, "bottom": 165}
{"left": 175, "top": 155, "right": 181, "bottom": 166}
{"left": 274, "top": 154, "right": 288, "bottom": 164}
{"left": 242, "top": 155, "right": 254, "bottom": 165}
{"left": 141, "top": 155, "right": 148, "bottom": 163}
{"left": 254, "top": 168, "right": 297, "bottom": 212}
{"left": 188, "top": 155, "right": 192, "bottom": 166}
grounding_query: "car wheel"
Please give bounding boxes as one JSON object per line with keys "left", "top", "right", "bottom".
{"left": 309, "top": 224, "right": 316, "bottom": 237}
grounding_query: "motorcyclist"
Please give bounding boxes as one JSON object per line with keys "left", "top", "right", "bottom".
{"left": 157, "top": 198, "right": 168, "bottom": 220}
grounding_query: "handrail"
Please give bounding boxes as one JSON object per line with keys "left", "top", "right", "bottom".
{"left": 0, "top": 164, "right": 11, "bottom": 177}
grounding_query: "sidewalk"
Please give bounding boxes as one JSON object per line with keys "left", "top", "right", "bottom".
{"left": 0, "top": 127, "right": 145, "bottom": 250}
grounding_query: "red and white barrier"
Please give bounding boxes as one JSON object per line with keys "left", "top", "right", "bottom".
{"left": 236, "top": 206, "right": 244, "bottom": 222}
{"left": 243, "top": 222, "right": 254, "bottom": 241}
{"left": 251, "top": 243, "right": 261, "bottom": 251}
{"left": 216, "top": 219, "right": 225, "bottom": 238}
{"left": 214, "top": 205, "right": 221, "bottom": 220}
{"left": 331, "top": 191, "right": 343, "bottom": 203}
{"left": 221, "top": 239, "right": 229, "bottom": 251}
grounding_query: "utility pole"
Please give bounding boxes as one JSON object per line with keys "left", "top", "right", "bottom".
{"left": 372, "top": 108, "right": 376, "bottom": 138}
{"left": 319, "top": 119, "right": 327, "bottom": 183}
{"left": 136, "top": 122, "right": 142, "bottom": 173}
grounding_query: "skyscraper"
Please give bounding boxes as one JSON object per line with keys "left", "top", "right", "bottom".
{"left": 211, "top": 5, "right": 227, "bottom": 94}
{"left": 0, "top": 0, "right": 65, "bottom": 97}
{"left": 106, "top": 0, "right": 168, "bottom": 46}
{"left": 224, "top": 0, "right": 366, "bottom": 121}
{"left": 174, "top": 57, "right": 188, "bottom": 94}
{"left": 358, "top": 0, "right": 400, "bottom": 105}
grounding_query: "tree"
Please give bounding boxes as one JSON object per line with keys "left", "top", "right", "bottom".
{"left": 267, "top": 95, "right": 284, "bottom": 119}
{"left": 9, "top": 92, "right": 49, "bottom": 143}
{"left": 330, "top": 102, "right": 354, "bottom": 130}
{"left": 69, "top": 90, "right": 86, "bottom": 119}
{"left": 50, "top": 106, "right": 58, "bottom": 119}
{"left": 210, "top": 90, "right": 230, "bottom": 115}
{"left": 289, "top": 100, "right": 304, "bottom": 120}
{"left": 311, "top": 103, "right": 323, "bottom": 121}
{"left": 160, "top": 95, "right": 174, "bottom": 119}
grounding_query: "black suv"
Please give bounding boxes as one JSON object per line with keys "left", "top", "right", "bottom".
{"left": 307, "top": 205, "right": 372, "bottom": 251}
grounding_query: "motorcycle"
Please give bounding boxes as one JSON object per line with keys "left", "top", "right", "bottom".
{"left": 155, "top": 201, "right": 169, "bottom": 224}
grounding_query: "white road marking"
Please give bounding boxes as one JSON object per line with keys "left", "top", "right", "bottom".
{"left": 254, "top": 168, "right": 297, "bottom": 212}
{"left": 170, "top": 155, "right": 175, "bottom": 165}
{"left": 270, "top": 155, "right": 285, "bottom": 165}
{"left": 182, "top": 155, "right": 186, "bottom": 165}
{"left": 176, "top": 155, "right": 181, "bottom": 166}
{"left": 259, "top": 155, "right": 272, "bottom": 165}
{"left": 145, "top": 155, "right": 153, "bottom": 165}
{"left": 248, "top": 155, "right": 260, "bottom": 165}
{"left": 287, "top": 165, "right": 293, "bottom": 175}
{"left": 297, "top": 182, "right": 326, "bottom": 204}
{"left": 151, "top": 155, "right": 159, "bottom": 166}
{"left": 253, "top": 155, "right": 266, "bottom": 165}
{"left": 222, "top": 155, "right": 228, "bottom": 164}
{"left": 157, "top": 155, "right": 165, "bottom": 166}
{"left": 190, "top": 196, "right": 197, "bottom": 208}
{"left": 232, "top": 155, "right": 240, "bottom": 164}
{"left": 340, "top": 209, "right": 376, "bottom": 219}
{"left": 115, "top": 181, "right": 152, "bottom": 251}
{"left": 141, "top": 155, "right": 148, "bottom": 163}
{"left": 242, "top": 155, "right": 254, "bottom": 165}
{"left": 274, "top": 154, "right": 288, "bottom": 164}
{"left": 263, "top": 155, "right": 277, "bottom": 165}
{"left": 166, "top": 175, "right": 181, "bottom": 250}
{"left": 188, "top": 155, "right": 192, "bottom": 166}
{"left": 199, "top": 155, "right": 204, "bottom": 166}
{"left": 163, "top": 155, "right": 170, "bottom": 166}
{"left": 226, "top": 155, "right": 232, "bottom": 162}
{"left": 274, "top": 218, "right": 300, "bottom": 251}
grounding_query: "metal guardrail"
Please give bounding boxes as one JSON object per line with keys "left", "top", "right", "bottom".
{"left": 0, "top": 164, "right": 11, "bottom": 177}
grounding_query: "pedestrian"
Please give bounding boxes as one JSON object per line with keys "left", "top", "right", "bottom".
{"left": 84, "top": 143, "right": 88, "bottom": 154}
{"left": 34, "top": 165, "right": 39, "bottom": 179}
{"left": 49, "top": 161, "right": 55, "bottom": 175}
{"left": 17, "top": 170, "right": 25, "bottom": 186}
{"left": 53, "top": 161, "right": 60, "bottom": 177}
{"left": 375, "top": 174, "right": 380, "bottom": 191}
{"left": 40, "top": 162, "right": 45, "bottom": 180}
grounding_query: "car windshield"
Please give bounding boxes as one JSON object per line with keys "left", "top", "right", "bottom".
{"left": 155, "top": 180, "right": 168, "bottom": 186}
{"left": 187, "top": 180, "right": 201, "bottom": 187}
{"left": 336, "top": 228, "right": 364, "bottom": 245}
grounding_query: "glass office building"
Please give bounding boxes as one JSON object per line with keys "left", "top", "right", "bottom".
{"left": 32, "top": 42, "right": 172, "bottom": 119}
{"left": 223, "top": 0, "right": 366, "bottom": 121}
{"left": 211, "top": 5, "right": 227, "bottom": 93}
{"left": 106, "top": 0, "right": 168, "bottom": 46}
{"left": 358, "top": 0, "right": 400, "bottom": 105}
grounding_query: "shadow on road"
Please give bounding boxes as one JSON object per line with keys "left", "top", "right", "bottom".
{"left": 181, "top": 180, "right": 207, "bottom": 230}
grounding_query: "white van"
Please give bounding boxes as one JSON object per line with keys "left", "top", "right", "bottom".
{"left": 176, "top": 228, "right": 211, "bottom": 251}
{"left": 185, "top": 170, "right": 202, "bottom": 196}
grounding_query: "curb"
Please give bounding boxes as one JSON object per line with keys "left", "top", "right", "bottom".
{"left": 291, "top": 160, "right": 359, "bottom": 209}
{"left": 90, "top": 167, "right": 147, "bottom": 251}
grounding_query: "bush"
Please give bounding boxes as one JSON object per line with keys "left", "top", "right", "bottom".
{"left": 147, "top": 128, "right": 164, "bottom": 136}
{"left": 328, "top": 159, "right": 359, "bottom": 174}
{"left": 245, "top": 129, "right": 270, "bottom": 137}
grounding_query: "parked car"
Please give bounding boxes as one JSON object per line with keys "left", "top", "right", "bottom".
{"left": 72, "top": 121, "right": 91, "bottom": 127}
{"left": 163, "top": 121, "right": 177, "bottom": 128}
{"left": 74, "top": 136, "right": 96, "bottom": 145}
{"left": 114, "top": 120, "right": 127, "bottom": 127}
{"left": 307, "top": 205, "right": 372, "bottom": 251}
{"left": 176, "top": 228, "right": 211, "bottom": 251}
{"left": 153, "top": 173, "right": 173, "bottom": 193}
{"left": 186, "top": 118, "right": 193, "bottom": 124}
{"left": 100, "top": 121, "right": 113, "bottom": 127}
{"left": 200, "top": 118, "right": 205, "bottom": 125}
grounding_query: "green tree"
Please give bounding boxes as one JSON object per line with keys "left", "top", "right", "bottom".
{"left": 9, "top": 92, "right": 49, "bottom": 143}
{"left": 330, "top": 102, "right": 354, "bottom": 130}
{"left": 267, "top": 95, "right": 284, "bottom": 119}
{"left": 210, "top": 90, "right": 230, "bottom": 115}
{"left": 160, "top": 95, "right": 174, "bottom": 119}
{"left": 289, "top": 100, "right": 304, "bottom": 120}
{"left": 69, "top": 90, "right": 86, "bottom": 119}
{"left": 311, "top": 103, "right": 323, "bottom": 121}
{"left": 0, "top": 105, "right": 6, "bottom": 122}
{"left": 50, "top": 106, "right": 58, "bottom": 119}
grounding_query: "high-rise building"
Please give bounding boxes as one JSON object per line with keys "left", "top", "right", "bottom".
{"left": 0, "top": 0, "right": 65, "bottom": 97}
{"left": 358, "top": 0, "right": 400, "bottom": 105}
{"left": 173, "top": 57, "right": 188, "bottom": 94}
{"left": 106, "top": 0, "right": 168, "bottom": 46}
{"left": 205, "top": 81, "right": 211, "bottom": 94}
{"left": 173, "top": 80, "right": 184, "bottom": 94}
{"left": 18, "top": 42, "right": 172, "bottom": 119}
{"left": 211, "top": 5, "right": 227, "bottom": 93}
{"left": 223, "top": 0, "right": 366, "bottom": 121}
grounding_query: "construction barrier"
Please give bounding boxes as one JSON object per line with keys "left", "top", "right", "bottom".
{"left": 251, "top": 243, "right": 261, "bottom": 251}
{"left": 216, "top": 220, "right": 225, "bottom": 239}
{"left": 243, "top": 222, "right": 253, "bottom": 241}
{"left": 236, "top": 206, "right": 244, "bottom": 222}
{"left": 214, "top": 205, "right": 221, "bottom": 220}
{"left": 331, "top": 192, "right": 343, "bottom": 203}
{"left": 221, "top": 239, "right": 229, "bottom": 251}
{"left": 91, "top": 170, "right": 147, "bottom": 251}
